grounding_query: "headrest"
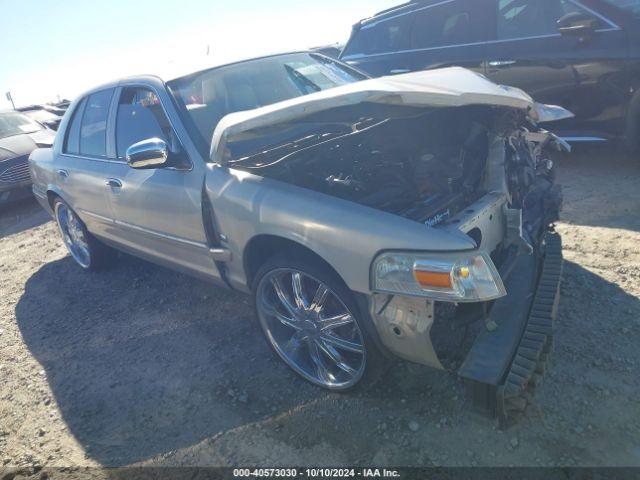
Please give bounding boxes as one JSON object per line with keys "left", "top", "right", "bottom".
{"left": 202, "top": 77, "right": 224, "bottom": 105}
{"left": 227, "top": 84, "right": 259, "bottom": 111}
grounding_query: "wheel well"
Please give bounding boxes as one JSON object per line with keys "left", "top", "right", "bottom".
{"left": 244, "top": 235, "right": 343, "bottom": 289}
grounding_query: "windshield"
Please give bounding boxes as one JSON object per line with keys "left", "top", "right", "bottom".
{"left": 0, "top": 111, "right": 43, "bottom": 139}
{"left": 167, "top": 53, "right": 367, "bottom": 154}
{"left": 603, "top": 0, "right": 640, "bottom": 15}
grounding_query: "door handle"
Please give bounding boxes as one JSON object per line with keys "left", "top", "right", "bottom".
{"left": 57, "top": 169, "right": 69, "bottom": 178}
{"left": 488, "top": 60, "right": 516, "bottom": 68}
{"left": 390, "top": 68, "right": 411, "bottom": 75}
{"left": 105, "top": 178, "right": 123, "bottom": 189}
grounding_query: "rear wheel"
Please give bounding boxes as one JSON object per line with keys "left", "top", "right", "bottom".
{"left": 253, "top": 253, "right": 387, "bottom": 391}
{"left": 53, "top": 198, "right": 115, "bottom": 270}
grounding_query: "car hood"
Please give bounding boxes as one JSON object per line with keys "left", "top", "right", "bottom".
{"left": 210, "top": 67, "right": 569, "bottom": 162}
{"left": 0, "top": 129, "right": 56, "bottom": 162}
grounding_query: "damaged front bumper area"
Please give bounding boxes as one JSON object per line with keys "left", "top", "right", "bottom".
{"left": 459, "top": 231, "right": 562, "bottom": 425}
{"left": 366, "top": 231, "right": 562, "bottom": 425}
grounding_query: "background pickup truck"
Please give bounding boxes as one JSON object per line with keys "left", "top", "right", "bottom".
{"left": 29, "top": 52, "right": 567, "bottom": 424}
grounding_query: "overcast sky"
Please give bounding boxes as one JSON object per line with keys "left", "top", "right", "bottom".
{"left": 0, "top": 0, "right": 397, "bottom": 109}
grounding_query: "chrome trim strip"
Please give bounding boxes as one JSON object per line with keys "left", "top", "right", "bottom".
{"left": 210, "top": 248, "right": 232, "bottom": 262}
{"left": 343, "top": 34, "right": 556, "bottom": 60}
{"left": 59, "top": 152, "right": 190, "bottom": 172}
{"left": 113, "top": 219, "right": 209, "bottom": 250}
{"left": 561, "top": 136, "right": 608, "bottom": 142}
{"left": 60, "top": 153, "right": 125, "bottom": 164}
{"left": 79, "top": 210, "right": 114, "bottom": 223}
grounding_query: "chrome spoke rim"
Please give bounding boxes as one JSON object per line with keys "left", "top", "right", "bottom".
{"left": 291, "top": 272, "right": 307, "bottom": 310}
{"left": 320, "top": 333, "right": 364, "bottom": 353}
{"left": 308, "top": 340, "right": 332, "bottom": 384}
{"left": 318, "top": 313, "right": 353, "bottom": 331}
{"left": 315, "top": 339, "right": 357, "bottom": 376}
{"left": 271, "top": 276, "right": 297, "bottom": 317}
{"left": 259, "top": 296, "right": 302, "bottom": 331}
{"left": 56, "top": 204, "right": 91, "bottom": 269}
{"left": 257, "top": 268, "right": 366, "bottom": 389}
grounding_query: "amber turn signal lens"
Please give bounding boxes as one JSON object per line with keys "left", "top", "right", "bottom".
{"left": 413, "top": 270, "right": 452, "bottom": 289}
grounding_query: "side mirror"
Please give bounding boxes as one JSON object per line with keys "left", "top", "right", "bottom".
{"left": 126, "top": 138, "right": 169, "bottom": 170}
{"left": 557, "top": 12, "right": 598, "bottom": 37}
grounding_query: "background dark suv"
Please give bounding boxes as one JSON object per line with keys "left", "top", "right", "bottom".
{"left": 340, "top": 0, "right": 640, "bottom": 148}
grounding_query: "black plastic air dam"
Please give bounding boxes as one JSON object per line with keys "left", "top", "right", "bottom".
{"left": 458, "top": 232, "right": 563, "bottom": 426}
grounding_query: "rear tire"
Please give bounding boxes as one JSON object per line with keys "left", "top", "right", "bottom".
{"left": 53, "top": 198, "right": 116, "bottom": 271}
{"left": 253, "top": 252, "right": 389, "bottom": 391}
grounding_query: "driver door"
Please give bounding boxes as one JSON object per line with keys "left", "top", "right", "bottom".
{"left": 105, "top": 85, "right": 221, "bottom": 282}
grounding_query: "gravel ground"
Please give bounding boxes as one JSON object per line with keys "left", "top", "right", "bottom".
{"left": 0, "top": 146, "right": 639, "bottom": 470}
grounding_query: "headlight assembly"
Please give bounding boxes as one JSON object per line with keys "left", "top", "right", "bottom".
{"left": 372, "top": 251, "right": 506, "bottom": 302}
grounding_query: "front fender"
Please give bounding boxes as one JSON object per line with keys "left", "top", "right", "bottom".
{"left": 205, "top": 165, "right": 476, "bottom": 294}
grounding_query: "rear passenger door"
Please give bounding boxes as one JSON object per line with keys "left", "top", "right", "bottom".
{"left": 485, "top": 0, "right": 628, "bottom": 137}
{"left": 56, "top": 88, "right": 123, "bottom": 238}
{"left": 342, "top": 0, "right": 493, "bottom": 77}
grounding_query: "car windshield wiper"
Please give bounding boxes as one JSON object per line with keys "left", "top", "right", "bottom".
{"left": 284, "top": 65, "right": 321, "bottom": 94}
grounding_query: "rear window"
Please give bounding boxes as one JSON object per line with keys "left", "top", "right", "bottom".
{"left": 343, "top": 14, "right": 412, "bottom": 56}
{"left": 79, "top": 89, "right": 114, "bottom": 157}
{"left": 410, "top": 0, "right": 487, "bottom": 49}
{"left": 602, "top": 0, "right": 640, "bottom": 16}
{"left": 64, "top": 98, "right": 86, "bottom": 155}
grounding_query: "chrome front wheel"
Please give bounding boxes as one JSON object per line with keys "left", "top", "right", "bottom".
{"left": 256, "top": 268, "right": 367, "bottom": 390}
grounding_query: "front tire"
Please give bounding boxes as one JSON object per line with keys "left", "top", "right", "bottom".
{"left": 53, "top": 198, "right": 115, "bottom": 270}
{"left": 253, "top": 253, "right": 387, "bottom": 391}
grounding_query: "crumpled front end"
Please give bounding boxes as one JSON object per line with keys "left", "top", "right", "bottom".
{"left": 365, "top": 122, "right": 566, "bottom": 425}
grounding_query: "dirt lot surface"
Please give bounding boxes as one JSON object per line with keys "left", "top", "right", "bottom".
{"left": 1, "top": 147, "right": 639, "bottom": 470}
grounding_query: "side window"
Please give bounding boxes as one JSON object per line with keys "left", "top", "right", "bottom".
{"left": 497, "top": 0, "right": 604, "bottom": 40}
{"left": 342, "top": 14, "right": 411, "bottom": 56}
{"left": 115, "top": 87, "right": 175, "bottom": 158}
{"left": 410, "top": 0, "right": 489, "bottom": 49}
{"left": 63, "top": 97, "right": 87, "bottom": 155}
{"left": 79, "top": 88, "right": 114, "bottom": 157}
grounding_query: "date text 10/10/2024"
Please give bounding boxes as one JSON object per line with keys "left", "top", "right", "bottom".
{"left": 233, "top": 468, "right": 401, "bottom": 478}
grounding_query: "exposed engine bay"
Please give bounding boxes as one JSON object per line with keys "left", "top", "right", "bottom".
{"left": 226, "top": 104, "right": 563, "bottom": 243}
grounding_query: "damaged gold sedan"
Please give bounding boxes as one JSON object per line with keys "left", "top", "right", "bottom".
{"left": 29, "top": 53, "right": 569, "bottom": 423}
